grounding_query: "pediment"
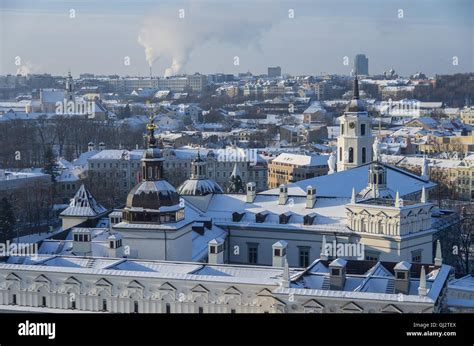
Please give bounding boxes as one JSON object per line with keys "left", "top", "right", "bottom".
{"left": 303, "top": 299, "right": 324, "bottom": 309}
{"left": 95, "top": 278, "right": 112, "bottom": 287}
{"left": 341, "top": 301, "right": 363, "bottom": 312}
{"left": 159, "top": 282, "right": 176, "bottom": 291}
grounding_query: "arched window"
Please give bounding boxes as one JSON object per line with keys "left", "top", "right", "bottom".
{"left": 348, "top": 147, "right": 354, "bottom": 163}
{"left": 339, "top": 147, "right": 343, "bottom": 161}
{"left": 362, "top": 147, "right": 366, "bottom": 163}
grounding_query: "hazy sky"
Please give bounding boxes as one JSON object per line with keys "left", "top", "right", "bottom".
{"left": 0, "top": 0, "right": 472, "bottom": 77}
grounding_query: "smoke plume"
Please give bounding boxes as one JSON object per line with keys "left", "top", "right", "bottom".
{"left": 137, "top": 2, "right": 277, "bottom": 76}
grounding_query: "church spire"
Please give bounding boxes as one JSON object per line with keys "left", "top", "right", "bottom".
{"left": 353, "top": 75, "right": 360, "bottom": 100}
{"left": 146, "top": 114, "right": 157, "bottom": 148}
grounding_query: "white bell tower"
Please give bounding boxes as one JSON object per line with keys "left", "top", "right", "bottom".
{"left": 337, "top": 77, "right": 373, "bottom": 171}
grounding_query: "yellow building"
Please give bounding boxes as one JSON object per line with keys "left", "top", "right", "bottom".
{"left": 461, "top": 107, "right": 474, "bottom": 126}
{"left": 419, "top": 132, "right": 474, "bottom": 155}
{"left": 268, "top": 153, "right": 329, "bottom": 189}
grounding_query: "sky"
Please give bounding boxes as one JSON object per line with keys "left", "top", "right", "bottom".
{"left": 0, "top": 0, "right": 472, "bottom": 77}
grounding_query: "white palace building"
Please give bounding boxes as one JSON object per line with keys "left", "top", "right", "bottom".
{"left": 0, "top": 83, "right": 464, "bottom": 313}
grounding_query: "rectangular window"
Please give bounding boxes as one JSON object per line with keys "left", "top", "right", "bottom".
{"left": 412, "top": 250, "right": 422, "bottom": 263}
{"left": 102, "top": 299, "right": 107, "bottom": 311}
{"left": 12, "top": 294, "right": 17, "bottom": 305}
{"left": 41, "top": 296, "right": 47, "bottom": 307}
{"left": 134, "top": 301, "right": 139, "bottom": 313}
{"left": 299, "top": 247, "right": 310, "bottom": 267}
{"left": 248, "top": 244, "right": 258, "bottom": 264}
{"left": 361, "top": 124, "right": 366, "bottom": 136}
{"left": 198, "top": 307, "right": 203, "bottom": 314}
{"left": 165, "top": 303, "right": 171, "bottom": 314}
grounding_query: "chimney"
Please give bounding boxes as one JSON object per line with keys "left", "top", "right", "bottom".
{"left": 278, "top": 184, "right": 288, "bottom": 205}
{"left": 394, "top": 261, "right": 411, "bottom": 294}
{"left": 107, "top": 233, "right": 124, "bottom": 258}
{"left": 434, "top": 239, "right": 443, "bottom": 266}
{"left": 72, "top": 229, "right": 92, "bottom": 254}
{"left": 272, "top": 240, "right": 288, "bottom": 267}
{"left": 88, "top": 142, "right": 95, "bottom": 152}
{"left": 99, "top": 142, "right": 105, "bottom": 151}
{"left": 246, "top": 182, "right": 256, "bottom": 203}
{"left": 418, "top": 266, "right": 427, "bottom": 296}
{"left": 208, "top": 238, "right": 224, "bottom": 265}
{"left": 329, "top": 258, "right": 347, "bottom": 290}
{"left": 306, "top": 185, "right": 316, "bottom": 208}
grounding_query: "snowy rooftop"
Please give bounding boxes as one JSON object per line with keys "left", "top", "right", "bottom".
{"left": 89, "top": 149, "right": 143, "bottom": 161}
{"left": 60, "top": 185, "right": 107, "bottom": 217}
{"left": 279, "top": 259, "right": 452, "bottom": 303}
{"left": 261, "top": 162, "right": 435, "bottom": 198}
{"left": 2, "top": 255, "right": 293, "bottom": 286}
{"left": 271, "top": 153, "right": 329, "bottom": 167}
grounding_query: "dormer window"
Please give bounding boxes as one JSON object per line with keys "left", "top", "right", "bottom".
{"left": 256, "top": 212, "right": 269, "bottom": 223}
{"left": 279, "top": 212, "right": 291, "bottom": 224}
{"left": 396, "top": 272, "right": 406, "bottom": 280}
{"left": 232, "top": 212, "right": 245, "bottom": 222}
{"left": 303, "top": 213, "right": 317, "bottom": 225}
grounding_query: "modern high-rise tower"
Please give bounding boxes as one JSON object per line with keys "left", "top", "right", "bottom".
{"left": 354, "top": 54, "right": 369, "bottom": 76}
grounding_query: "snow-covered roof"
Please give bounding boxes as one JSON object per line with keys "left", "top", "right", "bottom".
{"left": 271, "top": 153, "right": 329, "bottom": 167}
{"left": 261, "top": 162, "right": 435, "bottom": 198}
{"left": 284, "top": 259, "right": 452, "bottom": 303}
{"left": 60, "top": 185, "right": 107, "bottom": 217}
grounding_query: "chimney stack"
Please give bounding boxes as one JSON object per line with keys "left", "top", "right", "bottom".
{"left": 272, "top": 240, "right": 288, "bottom": 267}
{"left": 246, "top": 182, "right": 256, "bottom": 203}
{"left": 329, "top": 258, "right": 347, "bottom": 290}
{"left": 306, "top": 185, "right": 316, "bottom": 208}
{"left": 278, "top": 184, "right": 288, "bottom": 205}
{"left": 208, "top": 238, "right": 224, "bottom": 265}
{"left": 394, "top": 261, "right": 411, "bottom": 294}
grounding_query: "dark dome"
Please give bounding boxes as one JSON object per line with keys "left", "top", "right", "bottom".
{"left": 126, "top": 180, "right": 180, "bottom": 210}
{"left": 177, "top": 178, "right": 223, "bottom": 196}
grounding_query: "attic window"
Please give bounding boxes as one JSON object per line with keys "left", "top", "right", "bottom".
{"left": 256, "top": 212, "right": 269, "bottom": 223}
{"left": 303, "top": 213, "right": 317, "bottom": 225}
{"left": 279, "top": 212, "right": 292, "bottom": 224}
{"left": 396, "top": 272, "right": 406, "bottom": 280}
{"left": 232, "top": 212, "right": 245, "bottom": 222}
